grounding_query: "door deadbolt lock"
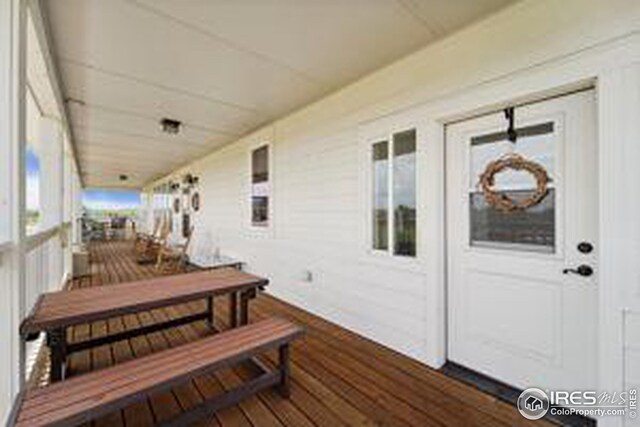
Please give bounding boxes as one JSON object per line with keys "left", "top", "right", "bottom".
{"left": 563, "top": 264, "right": 594, "bottom": 277}
{"left": 577, "top": 242, "right": 594, "bottom": 254}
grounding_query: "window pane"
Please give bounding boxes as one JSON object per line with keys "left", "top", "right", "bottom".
{"left": 470, "top": 122, "right": 554, "bottom": 190}
{"left": 26, "top": 89, "right": 42, "bottom": 235}
{"left": 372, "top": 141, "right": 388, "bottom": 251}
{"left": 393, "top": 130, "right": 416, "bottom": 257}
{"left": 469, "top": 123, "right": 555, "bottom": 252}
{"left": 26, "top": 147, "right": 41, "bottom": 234}
{"left": 251, "top": 145, "right": 269, "bottom": 226}
{"left": 252, "top": 196, "right": 268, "bottom": 226}
{"left": 252, "top": 146, "right": 269, "bottom": 183}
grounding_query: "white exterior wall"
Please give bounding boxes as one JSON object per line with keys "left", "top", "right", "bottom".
{"left": 599, "top": 63, "right": 640, "bottom": 427}
{"left": 148, "top": 1, "right": 640, "bottom": 424}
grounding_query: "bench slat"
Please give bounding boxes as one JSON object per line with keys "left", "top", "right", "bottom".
{"left": 15, "top": 317, "right": 302, "bottom": 427}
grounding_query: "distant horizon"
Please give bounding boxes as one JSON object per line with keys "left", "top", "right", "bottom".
{"left": 83, "top": 189, "right": 141, "bottom": 211}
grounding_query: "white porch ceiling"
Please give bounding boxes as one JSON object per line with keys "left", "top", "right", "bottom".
{"left": 44, "top": 0, "right": 515, "bottom": 189}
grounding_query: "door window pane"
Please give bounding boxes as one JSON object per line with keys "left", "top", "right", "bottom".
{"left": 469, "top": 122, "right": 555, "bottom": 189}
{"left": 372, "top": 141, "right": 388, "bottom": 251}
{"left": 469, "top": 122, "right": 555, "bottom": 252}
{"left": 470, "top": 189, "right": 555, "bottom": 249}
{"left": 393, "top": 130, "right": 416, "bottom": 256}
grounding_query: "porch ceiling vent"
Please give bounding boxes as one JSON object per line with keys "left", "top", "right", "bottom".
{"left": 160, "top": 118, "right": 182, "bottom": 134}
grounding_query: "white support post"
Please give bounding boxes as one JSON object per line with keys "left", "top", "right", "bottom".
{"left": 62, "top": 145, "right": 72, "bottom": 278}
{"left": 10, "top": 0, "right": 27, "bottom": 390}
{"left": 0, "top": 0, "right": 26, "bottom": 424}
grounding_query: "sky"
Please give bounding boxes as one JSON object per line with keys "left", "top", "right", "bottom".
{"left": 26, "top": 148, "right": 140, "bottom": 211}
{"left": 26, "top": 148, "right": 40, "bottom": 211}
{"left": 83, "top": 190, "right": 141, "bottom": 211}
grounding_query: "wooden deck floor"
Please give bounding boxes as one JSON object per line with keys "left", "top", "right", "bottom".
{"left": 32, "top": 240, "right": 551, "bottom": 427}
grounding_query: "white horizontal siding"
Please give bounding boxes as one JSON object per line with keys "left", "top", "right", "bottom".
{"left": 175, "top": 124, "right": 431, "bottom": 359}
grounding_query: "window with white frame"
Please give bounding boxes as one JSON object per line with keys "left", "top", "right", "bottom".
{"left": 251, "top": 145, "right": 270, "bottom": 227}
{"left": 371, "top": 129, "right": 417, "bottom": 257}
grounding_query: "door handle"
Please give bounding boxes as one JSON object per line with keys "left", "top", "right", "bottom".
{"left": 563, "top": 264, "right": 594, "bottom": 277}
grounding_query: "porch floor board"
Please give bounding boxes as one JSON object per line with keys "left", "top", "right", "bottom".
{"left": 30, "top": 240, "right": 552, "bottom": 427}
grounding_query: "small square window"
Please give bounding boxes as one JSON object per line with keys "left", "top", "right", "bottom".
{"left": 251, "top": 196, "right": 269, "bottom": 226}
{"left": 252, "top": 146, "right": 269, "bottom": 184}
{"left": 251, "top": 145, "right": 270, "bottom": 227}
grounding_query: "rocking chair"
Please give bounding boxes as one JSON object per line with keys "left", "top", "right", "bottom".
{"left": 134, "top": 217, "right": 161, "bottom": 254}
{"left": 137, "top": 219, "right": 171, "bottom": 265}
{"left": 155, "top": 226, "right": 194, "bottom": 275}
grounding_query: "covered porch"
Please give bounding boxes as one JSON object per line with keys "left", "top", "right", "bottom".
{"left": 1, "top": 0, "right": 640, "bottom": 426}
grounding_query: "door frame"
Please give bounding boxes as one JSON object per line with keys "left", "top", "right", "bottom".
{"left": 421, "top": 79, "right": 600, "bottom": 370}
{"left": 442, "top": 87, "right": 597, "bottom": 391}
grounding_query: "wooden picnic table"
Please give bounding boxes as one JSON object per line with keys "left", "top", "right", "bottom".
{"left": 20, "top": 268, "right": 268, "bottom": 382}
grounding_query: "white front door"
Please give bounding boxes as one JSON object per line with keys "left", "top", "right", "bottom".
{"left": 446, "top": 90, "right": 598, "bottom": 392}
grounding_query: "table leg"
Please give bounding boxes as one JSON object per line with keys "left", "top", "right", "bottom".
{"left": 207, "top": 296, "right": 214, "bottom": 329}
{"left": 229, "top": 292, "right": 238, "bottom": 328}
{"left": 239, "top": 290, "right": 250, "bottom": 326}
{"left": 239, "top": 288, "right": 258, "bottom": 326}
{"left": 47, "top": 328, "right": 67, "bottom": 382}
{"left": 278, "top": 344, "right": 291, "bottom": 397}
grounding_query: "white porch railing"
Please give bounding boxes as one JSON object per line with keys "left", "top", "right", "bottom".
{"left": 22, "top": 223, "right": 71, "bottom": 381}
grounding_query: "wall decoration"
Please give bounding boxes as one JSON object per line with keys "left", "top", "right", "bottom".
{"left": 478, "top": 152, "right": 549, "bottom": 213}
{"left": 183, "top": 173, "right": 199, "bottom": 186}
{"left": 182, "top": 213, "right": 191, "bottom": 238}
{"left": 176, "top": 172, "right": 200, "bottom": 237}
{"left": 477, "top": 107, "right": 550, "bottom": 213}
{"left": 192, "top": 192, "right": 200, "bottom": 212}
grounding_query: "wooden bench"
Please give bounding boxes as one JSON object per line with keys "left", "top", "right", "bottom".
{"left": 9, "top": 317, "right": 303, "bottom": 427}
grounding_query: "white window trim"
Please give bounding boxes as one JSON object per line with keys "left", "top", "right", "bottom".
{"left": 247, "top": 141, "right": 274, "bottom": 234}
{"left": 361, "top": 119, "right": 423, "bottom": 268}
{"left": 0, "top": 86, "right": 9, "bottom": 245}
{"left": 370, "top": 138, "right": 392, "bottom": 256}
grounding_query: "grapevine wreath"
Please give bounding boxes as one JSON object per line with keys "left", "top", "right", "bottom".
{"left": 478, "top": 152, "right": 549, "bottom": 213}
